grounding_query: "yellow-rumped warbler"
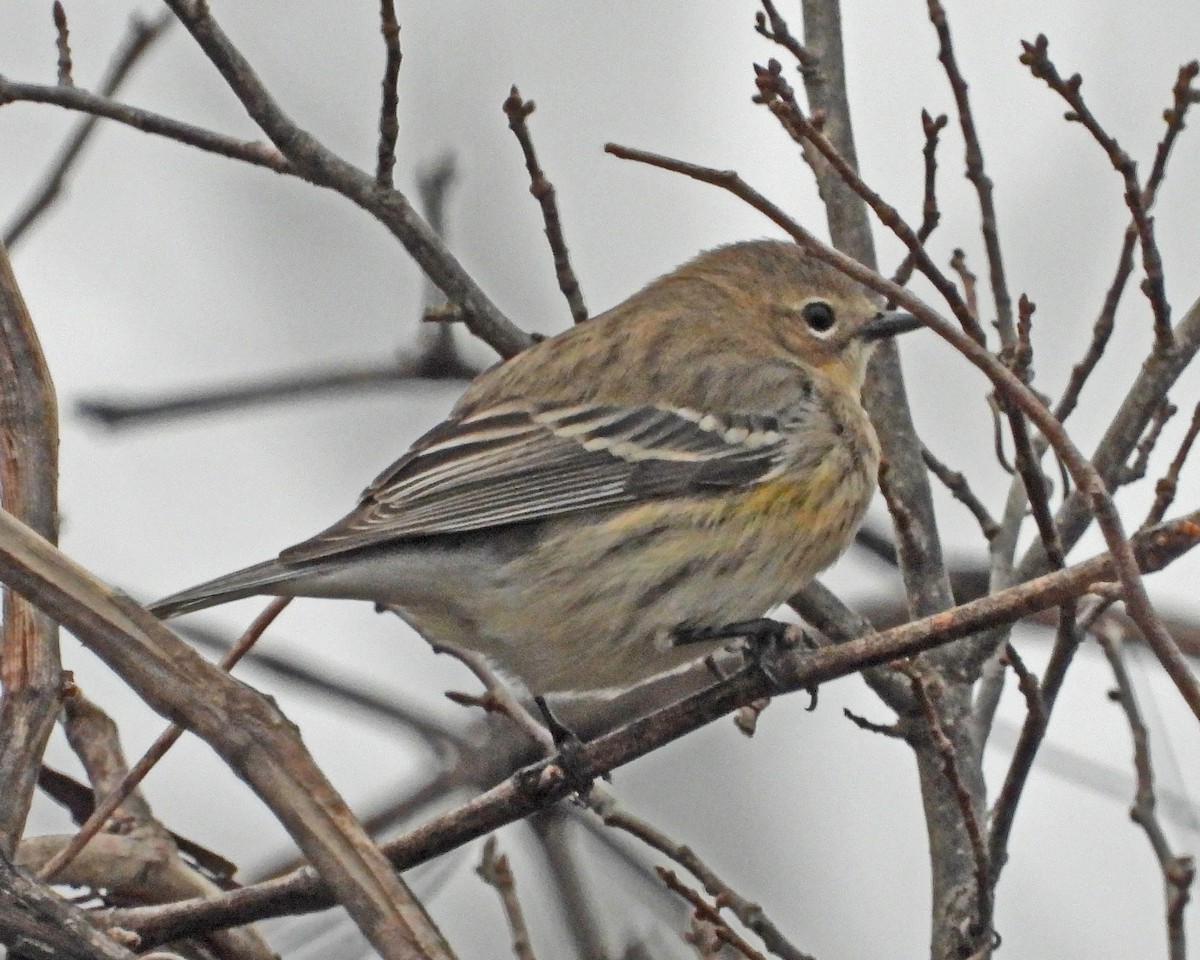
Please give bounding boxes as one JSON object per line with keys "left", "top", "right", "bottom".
{"left": 152, "top": 240, "right": 920, "bottom": 694}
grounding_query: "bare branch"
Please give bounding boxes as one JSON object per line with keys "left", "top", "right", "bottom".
{"left": 1021, "top": 292, "right": 1200, "bottom": 581}
{"left": 0, "top": 242, "right": 61, "bottom": 855}
{"left": 988, "top": 597, "right": 1104, "bottom": 876}
{"left": 477, "top": 837, "right": 538, "bottom": 960}
{"left": 926, "top": 0, "right": 1013, "bottom": 345}
{"left": 527, "top": 810, "right": 611, "bottom": 960}
{"left": 0, "top": 78, "right": 291, "bottom": 171}
{"left": 159, "top": 0, "right": 530, "bottom": 358}
{"left": 947, "top": 248, "right": 979, "bottom": 325}
{"left": 892, "top": 110, "right": 949, "bottom": 287}
{"left": 1054, "top": 230, "right": 1133, "bottom": 424}
{"left": 52, "top": 3, "right": 73, "bottom": 87}
{"left": 1146, "top": 400, "right": 1200, "bottom": 528}
{"left": 1021, "top": 35, "right": 1174, "bottom": 350}
{"left": 1003, "top": 643, "right": 1044, "bottom": 730}
{"left": 658, "top": 867, "right": 768, "bottom": 960}
{"left": 753, "top": 1, "right": 816, "bottom": 71}
{"left": 1118, "top": 399, "right": 1177, "bottom": 487}
{"left": 922, "top": 445, "right": 999, "bottom": 540}
{"left": 38, "top": 599, "right": 290, "bottom": 883}
{"left": 1098, "top": 629, "right": 1195, "bottom": 960}
{"left": 1052, "top": 60, "right": 1200, "bottom": 428}
{"left": 375, "top": 0, "right": 402, "bottom": 188}
{"left": 503, "top": 86, "right": 588, "bottom": 325}
{"left": 595, "top": 792, "right": 812, "bottom": 960}
{"left": 431, "top": 636, "right": 554, "bottom": 754}
{"left": 75, "top": 355, "right": 471, "bottom": 429}
{"left": 2, "top": 10, "right": 532, "bottom": 359}
{"left": 0, "top": 852, "right": 137, "bottom": 960}
{"left": 753, "top": 59, "right": 986, "bottom": 345}
{"left": 5, "top": 12, "right": 173, "bottom": 247}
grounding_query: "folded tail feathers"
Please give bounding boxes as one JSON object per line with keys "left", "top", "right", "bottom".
{"left": 149, "top": 558, "right": 293, "bottom": 619}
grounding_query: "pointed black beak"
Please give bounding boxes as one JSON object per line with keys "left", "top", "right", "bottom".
{"left": 860, "top": 310, "right": 922, "bottom": 341}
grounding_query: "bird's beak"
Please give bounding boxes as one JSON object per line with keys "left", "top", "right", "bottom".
{"left": 860, "top": 310, "right": 922, "bottom": 341}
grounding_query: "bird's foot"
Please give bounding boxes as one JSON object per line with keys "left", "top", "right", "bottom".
{"left": 674, "top": 618, "right": 813, "bottom": 699}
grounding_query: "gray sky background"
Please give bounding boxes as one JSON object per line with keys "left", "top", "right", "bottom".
{"left": 2, "top": 1, "right": 1200, "bottom": 957}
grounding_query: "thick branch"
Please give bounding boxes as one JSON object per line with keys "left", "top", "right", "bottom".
{"left": 0, "top": 242, "right": 61, "bottom": 856}
{"left": 0, "top": 508, "right": 453, "bottom": 960}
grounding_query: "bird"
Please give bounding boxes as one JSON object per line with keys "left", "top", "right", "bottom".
{"left": 151, "top": 240, "right": 921, "bottom": 695}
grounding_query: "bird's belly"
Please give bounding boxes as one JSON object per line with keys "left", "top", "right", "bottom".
{"left": 480, "top": 456, "right": 874, "bottom": 693}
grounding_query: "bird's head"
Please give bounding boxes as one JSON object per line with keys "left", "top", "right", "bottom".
{"left": 683, "top": 240, "right": 923, "bottom": 394}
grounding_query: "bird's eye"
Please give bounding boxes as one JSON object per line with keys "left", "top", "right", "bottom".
{"left": 801, "top": 300, "right": 837, "bottom": 333}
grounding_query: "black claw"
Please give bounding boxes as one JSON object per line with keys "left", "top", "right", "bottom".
{"left": 673, "top": 618, "right": 817, "bottom": 701}
{"left": 534, "top": 695, "right": 594, "bottom": 796}
{"left": 672, "top": 617, "right": 790, "bottom": 647}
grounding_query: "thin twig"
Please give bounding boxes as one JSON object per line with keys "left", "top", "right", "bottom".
{"left": 1051, "top": 59, "right": 1200, "bottom": 421}
{"left": 843, "top": 707, "right": 903, "bottom": 739}
{"left": 414, "top": 157, "right": 479, "bottom": 380}
{"left": 1097, "top": 629, "right": 1195, "bottom": 960}
{"left": 1005, "top": 401, "right": 1063, "bottom": 567}
{"left": 5, "top": 12, "right": 173, "bottom": 248}
{"left": 375, "top": 0, "right": 401, "bottom": 188}
{"left": 1055, "top": 233, "right": 1131, "bottom": 424}
{"left": 75, "top": 355, "right": 471, "bottom": 428}
{"left": 1024, "top": 292, "right": 1200, "bottom": 584}
{"left": 503, "top": 86, "right": 588, "bottom": 325}
{"left": 594, "top": 792, "right": 813, "bottom": 960}
{"left": 1021, "top": 35, "right": 1174, "bottom": 350}
{"left": 1118, "top": 398, "right": 1177, "bottom": 487}
{"left": 1145, "top": 400, "right": 1200, "bottom": 528}
{"left": 1002, "top": 643, "right": 1044, "bottom": 730}
{"left": 922, "top": 445, "right": 999, "bottom": 540}
{"left": 0, "top": 79, "right": 291, "bottom": 172}
{"left": 177, "top": 617, "right": 465, "bottom": 753}
{"left": 947, "top": 248, "right": 979, "bottom": 326}
{"left": 427, "top": 631, "right": 554, "bottom": 754}
{"left": 52, "top": 3, "right": 74, "bottom": 87}
{"left": 926, "top": 0, "right": 1013, "bottom": 346}
{"left": 985, "top": 395, "right": 1015, "bottom": 475}
{"left": 159, "top": 0, "right": 530, "bottom": 359}
{"left": 893, "top": 110, "right": 948, "bottom": 287}
{"left": 988, "top": 596, "right": 1121, "bottom": 876}
{"left": 477, "top": 837, "right": 539, "bottom": 960}
{"left": 38, "top": 598, "right": 291, "bottom": 882}
{"left": 657, "top": 868, "right": 767, "bottom": 960}
{"left": 753, "top": 1, "right": 816, "bottom": 71}
{"left": 751, "top": 58, "right": 987, "bottom": 344}
{"left": 527, "top": 810, "right": 611, "bottom": 960}
{"left": 0, "top": 36, "right": 529, "bottom": 359}
{"left": 1013, "top": 293, "right": 1035, "bottom": 384}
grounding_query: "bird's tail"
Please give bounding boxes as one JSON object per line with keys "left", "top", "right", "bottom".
{"left": 149, "top": 558, "right": 296, "bottom": 619}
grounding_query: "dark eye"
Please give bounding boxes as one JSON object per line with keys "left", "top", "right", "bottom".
{"left": 801, "top": 300, "right": 837, "bottom": 332}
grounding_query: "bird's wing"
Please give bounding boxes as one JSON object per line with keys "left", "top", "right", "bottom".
{"left": 278, "top": 401, "right": 791, "bottom": 563}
